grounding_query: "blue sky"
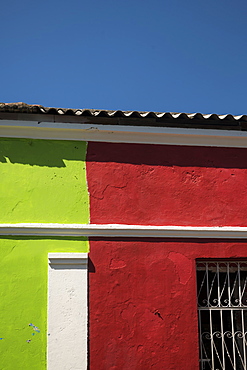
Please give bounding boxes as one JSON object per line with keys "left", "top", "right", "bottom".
{"left": 1, "top": 0, "right": 247, "bottom": 115}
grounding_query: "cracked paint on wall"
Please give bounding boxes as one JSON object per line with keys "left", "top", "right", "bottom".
{"left": 0, "top": 138, "right": 89, "bottom": 369}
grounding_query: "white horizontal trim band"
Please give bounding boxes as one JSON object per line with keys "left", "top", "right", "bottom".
{"left": 1, "top": 120, "right": 247, "bottom": 147}
{"left": 1, "top": 223, "right": 247, "bottom": 238}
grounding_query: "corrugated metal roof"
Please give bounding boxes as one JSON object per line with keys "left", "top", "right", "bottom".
{"left": 0, "top": 102, "right": 246, "bottom": 120}
{"left": 1, "top": 103, "right": 247, "bottom": 130}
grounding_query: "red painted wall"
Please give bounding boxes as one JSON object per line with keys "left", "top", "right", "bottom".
{"left": 87, "top": 142, "right": 247, "bottom": 369}
{"left": 87, "top": 142, "right": 247, "bottom": 226}
{"left": 89, "top": 239, "right": 247, "bottom": 370}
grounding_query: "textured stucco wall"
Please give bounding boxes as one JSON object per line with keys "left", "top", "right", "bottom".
{"left": 89, "top": 239, "right": 247, "bottom": 370}
{"left": 0, "top": 138, "right": 89, "bottom": 223}
{"left": 0, "top": 237, "right": 88, "bottom": 370}
{"left": 0, "top": 138, "right": 89, "bottom": 370}
{"left": 87, "top": 142, "right": 247, "bottom": 226}
{"left": 87, "top": 141, "right": 247, "bottom": 370}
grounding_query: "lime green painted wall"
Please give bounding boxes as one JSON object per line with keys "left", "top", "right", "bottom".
{"left": 0, "top": 138, "right": 89, "bottom": 223}
{"left": 0, "top": 237, "right": 88, "bottom": 370}
{"left": 0, "top": 138, "right": 89, "bottom": 369}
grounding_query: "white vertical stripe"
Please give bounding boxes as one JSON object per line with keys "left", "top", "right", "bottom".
{"left": 47, "top": 253, "right": 88, "bottom": 370}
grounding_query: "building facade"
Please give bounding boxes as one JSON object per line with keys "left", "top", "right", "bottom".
{"left": 0, "top": 103, "right": 247, "bottom": 369}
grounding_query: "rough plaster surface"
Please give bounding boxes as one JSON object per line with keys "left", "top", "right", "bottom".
{"left": 89, "top": 239, "right": 247, "bottom": 370}
{"left": 0, "top": 138, "right": 89, "bottom": 369}
{"left": 0, "top": 237, "right": 88, "bottom": 370}
{"left": 87, "top": 141, "right": 247, "bottom": 369}
{"left": 0, "top": 138, "right": 89, "bottom": 223}
{"left": 87, "top": 142, "right": 247, "bottom": 226}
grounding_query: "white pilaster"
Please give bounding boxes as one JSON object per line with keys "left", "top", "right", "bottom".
{"left": 47, "top": 253, "right": 88, "bottom": 370}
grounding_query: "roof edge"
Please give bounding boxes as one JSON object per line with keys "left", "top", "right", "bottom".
{"left": 0, "top": 103, "right": 247, "bottom": 129}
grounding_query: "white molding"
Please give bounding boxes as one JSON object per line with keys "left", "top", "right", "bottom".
{"left": 1, "top": 223, "right": 247, "bottom": 238}
{"left": 1, "top": 119, "right": 247, "bottom": 147}
{"left": 48, "top": 253, "right": 88, "bottom": 370}
{"left": 48, "top": 253, "right": 88, "bottom": 265}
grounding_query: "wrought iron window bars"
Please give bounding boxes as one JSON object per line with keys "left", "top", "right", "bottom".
{"left": 197, "top": 261, "right": 247, "bottom": 370}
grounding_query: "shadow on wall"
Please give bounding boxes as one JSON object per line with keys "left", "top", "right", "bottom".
{"left": 87, "top": 142, "right": 247, "bottom": 169}
{"left": 0, "top": 235, "right": 88, "bottom": 241}
{"left": 88, "top": 257, "right": 96, "bottom": 273}
{"left": 0, "top": 138, "right": 86, "bottom": 167}
{"left": 88, "top": 236, "right": 247, "bottom": 244}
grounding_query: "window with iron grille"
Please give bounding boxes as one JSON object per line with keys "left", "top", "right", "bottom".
{"left": 196, "top": 260, "right": 247, "bottom": 370}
